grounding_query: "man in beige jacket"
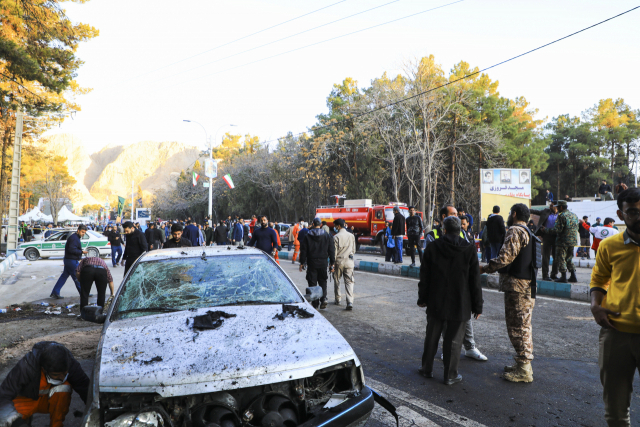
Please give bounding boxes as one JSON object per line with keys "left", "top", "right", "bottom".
{"left": 333, "top": 218, "right": 356, "bottom": 310}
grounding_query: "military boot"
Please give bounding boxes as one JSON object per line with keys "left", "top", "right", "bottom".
{"left": 504, "top": 358, "right": 518, "bottom": 373}
{"left": 554, "top": 272, "right": 567, "bottom": 283}
{"left": 503, "top": 361, "right": 533, "bottom": 383}
{"left": 568, "top": 271, "right": 578, "bottom": 283}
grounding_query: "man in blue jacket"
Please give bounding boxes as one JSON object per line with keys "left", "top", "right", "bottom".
{"left": 248, "top": 216, "right": 279, "bottom": 254}
{"left": 232, "top": 217, "right": 244, "bottom": 246}
{"left": 50, "top": 225, "right": 87, "bottom": 299}
{"left": 182, "top": 220, "right": 200, "bottom": 247}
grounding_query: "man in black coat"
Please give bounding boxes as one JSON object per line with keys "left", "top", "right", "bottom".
{"left": 163, "top": 224, "right": 193, "bottom": 249}
{"left": 214, "top": 221, "right": 229, "bottom": 245}
{"left": 391, "top": 207, "right": 406, "bottom": 264}
{"left": 486, "top": 205, "right": 506, "bottom": 259}
{"left": 50, "top": 225, "right": 87, "bottom": 299}
{"left": 0, "top": 342, "right": 89, "bottom": 427}
{"left": 300, "top": 218, "right": 336, "bottom": 310}
{"left": 417, "top": 216, "right": 483, "bottom": 386}
{"left": 121, "top": 221, "right": 148, "bottom": 274}
{"left": 530, "top": 202, "right": 559, "bottom": 280}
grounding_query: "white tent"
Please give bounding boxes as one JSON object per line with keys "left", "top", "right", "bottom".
{"left": 56, "top": 205, "right": 87, "bottom": 222}
{"left": 18, "top": 206, "right": 53, "bottom": 222}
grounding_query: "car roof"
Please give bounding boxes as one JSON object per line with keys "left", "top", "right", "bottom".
{"left": 140, "top": 246, "right": 266, "bottom": 261}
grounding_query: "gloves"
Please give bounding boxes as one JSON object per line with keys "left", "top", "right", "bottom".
{"left": 0, "top": 404, "right": 22, "bottom": 427}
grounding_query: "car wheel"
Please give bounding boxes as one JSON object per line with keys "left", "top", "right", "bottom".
{"left": 87, "top": 247, "right": 100, "bottom": 258}
{"left": 24, "top": 248, "right": 39, "bottom": 261}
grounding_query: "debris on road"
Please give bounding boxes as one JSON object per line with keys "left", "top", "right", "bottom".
{"left": 192, "top": 310, "right": 237, "bottom": 330}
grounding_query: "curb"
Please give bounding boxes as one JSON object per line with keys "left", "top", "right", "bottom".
{"left": 278, "top": 250, "right": 589, "bottom": 302}
{"left": 0, "top": 253, "right": 17, "bottom": 276}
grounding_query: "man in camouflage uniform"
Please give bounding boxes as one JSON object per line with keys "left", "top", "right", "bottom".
{"left": 543, "top": 200, "right": 579, "bottom": 283}
{"left": 481, "top": 203, "right": 536, "bottom": 383}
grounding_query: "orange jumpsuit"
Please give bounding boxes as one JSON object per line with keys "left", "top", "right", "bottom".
{"left": 274, "top": 230, "right": 282, "bottom": 265}
{"left": 291, "top": 223, "right": 300, "bottom": 262}
{"left": 12, "top": 371, "right": 72, "bottom": 427}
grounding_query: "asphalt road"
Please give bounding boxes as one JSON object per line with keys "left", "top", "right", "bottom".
{"left": 277, "top": 262, "right": 640, "bottom": 427}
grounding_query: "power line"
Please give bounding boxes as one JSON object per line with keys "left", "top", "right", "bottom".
{"left": 258, "top": 4, "right": 640, "bottom": 146}
{"left": 120, "top": 0, "right": 348, "bottom": 84}
{"left": 146, "top": 0, "right": 400, "bottom": 86}
{"left": 167, "top": 0, "right": 465, "bottom": 89}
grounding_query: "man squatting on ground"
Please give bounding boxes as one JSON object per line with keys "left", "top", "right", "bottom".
{"left": 0, "top": 342, "right": 90, "bottom": 427}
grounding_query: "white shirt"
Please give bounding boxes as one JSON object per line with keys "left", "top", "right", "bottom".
{"left": 589, "top": 226, "right": 620, "bottom": 241}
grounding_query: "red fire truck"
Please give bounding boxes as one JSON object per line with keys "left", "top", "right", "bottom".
{"left": 315, "top": 199, "right": 423, "bottom": 255}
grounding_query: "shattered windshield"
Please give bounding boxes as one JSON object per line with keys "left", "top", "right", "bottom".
{"left": 113, "top": 254, "right": 302, "bottom": 319}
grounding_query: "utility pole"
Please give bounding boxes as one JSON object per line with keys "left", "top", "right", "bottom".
{"left": 7, "top": 109, "right": 24, "bottom": 253}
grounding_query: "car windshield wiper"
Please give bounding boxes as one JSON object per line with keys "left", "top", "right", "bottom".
{"left": 117, "top": 307, "right": 181, "bottom": 314}
{"left": 222, "top": 300, "right": 287, "bottom": 306}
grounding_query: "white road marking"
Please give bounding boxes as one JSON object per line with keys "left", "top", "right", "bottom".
{"left": 371, "top": 404, "right": 441, "bottom": 427}
{"left": 355, "top": 270, "right": 590, "bottom": 305}
{"left": 366, "top": 377, "right": 488, "bottom": 427}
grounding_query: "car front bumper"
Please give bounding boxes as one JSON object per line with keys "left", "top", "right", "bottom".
{"left": 299, "top": 386, "right": 375, "bottom": 427}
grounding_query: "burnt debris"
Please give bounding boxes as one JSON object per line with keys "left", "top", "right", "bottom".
{"left": 141, "top": 356, "right": 163, "bottom": 365}
{"left": 273, "top": 304, "right": 314, "bottom": 321}
{"left": 192, "top": 310, "right": 237, "bottom": 330}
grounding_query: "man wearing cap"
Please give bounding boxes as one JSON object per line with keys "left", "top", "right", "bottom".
{"left": 300, "top": 218, "right": 335, "bottom": 310}
{"left": 120, "top": 221, "right": 148, "bottom": 274}
{"left": 542, "top": 200, "right": 579, "bottom": 283}
{"left": 163, "top": 224, "right": 193, "bottom": 248}
{"left": 578, "top": 216, "right": 591, "bottom": 259}
{"left": 332, "top": 219, "right": 356, "bottom": 310}
{"left": 594, "top": 217, "right": 603, "bottom": 227}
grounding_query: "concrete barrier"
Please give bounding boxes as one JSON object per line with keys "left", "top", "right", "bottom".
{"left": 0, "top": 253, "right": 17, "bottom": 275}
{"left": 278, "top": 249, "right": 589, "bottom": 302}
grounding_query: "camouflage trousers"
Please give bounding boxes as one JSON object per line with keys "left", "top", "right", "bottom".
{"left": 555, "top": 245, "right": 575, "bottom": 273}
{"left": 504, "top": 291, "right": 535, "bottom": 362}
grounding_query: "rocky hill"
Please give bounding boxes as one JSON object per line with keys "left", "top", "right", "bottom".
{"left": 40, "top": 135, "right": 202, "bottom": 208}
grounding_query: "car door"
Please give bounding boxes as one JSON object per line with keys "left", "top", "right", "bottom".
{"left": 42, "top": 232, "right": 68, "bottom": 257}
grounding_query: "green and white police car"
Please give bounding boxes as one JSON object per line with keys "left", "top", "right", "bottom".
{"left": 17, "top": 230, "right": 111, "bottom": 261}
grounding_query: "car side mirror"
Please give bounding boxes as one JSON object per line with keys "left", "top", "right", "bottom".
{"left": 81, "top": 306, "right": 106, "bottom": 323}
{"left": 305, "top": 286, "right": 323, "bottom": 302}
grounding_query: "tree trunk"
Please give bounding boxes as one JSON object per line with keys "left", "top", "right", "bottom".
{"left": 450, "top": 146, "right": 456, "bottom": 204}
{"left": 0, "top": 126, "right": 12, "bottom": 223}
{"left": 557, "top": 163, "right": 560, "bottom": 199}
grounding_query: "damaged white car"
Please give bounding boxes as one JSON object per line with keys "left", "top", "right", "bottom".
{"left": 81, "top": 247, "right": 396, "bottom": 427}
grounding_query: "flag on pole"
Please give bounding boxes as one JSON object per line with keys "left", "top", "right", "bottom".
{"left": 223, "top": 174, "right": 235, "bottom": 189}
{"left": 117, "top": 196, "right": 125, "bottom": 218}
{"left": 192, "top": 172, "right": 199, "bottom": 186}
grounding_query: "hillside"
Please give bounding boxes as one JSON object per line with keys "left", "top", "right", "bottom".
{"left": 39, "top": 135, "right": 201, "bottom": 208}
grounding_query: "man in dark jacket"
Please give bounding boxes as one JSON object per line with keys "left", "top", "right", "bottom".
{"left": 120, "top": 221, "right": 148, "bottom": 274}
{"left": 214, "top": 221, "right": 228, "bottom": 245}
{"left": 163, "top": 224, "right": 192, "bottom": 248}
{"left": 144, "top": 222, "right": 164, "bottom": 250}
{"left": 248, "top": 216, "right": 279, "bottom": 254}
{"left": 50, "top": 225, "right": 87, "bottom": 299}
{"left": 417, "top": 216, "right": 482, "bottom": 386}
{"left": 0, "top": 342, "right": 89, "bottom": 427}
{"left": 486, "top": 205, "right": 506, "bottom": 259}
{"left": 530, "top": 202, "right": 559, "bottom": 280}
{"left": 105, "top": 225, "right": 123, "bottom": 267}
{"left": 599, "top": 180, "right": 613, "bottom": 200}
{"left": 578, "top": 215, "right": 591, "bottom": 259}
{"left": 391, "top": 207, "right": 406, "bottom": 264}
{"left": 204, "top": 223, "right": 214, "bottom": 246}
{"left": 406, "top": 206, "right": 423, "bottom": 267}
{"left": 300, "top": 218, "right": 335, "bottom": 310}
{"left": 182, "top": 220, "right": 200, "bottom": 247}
{"left": 232, "top": 217, "right": 244, "bottom": 246}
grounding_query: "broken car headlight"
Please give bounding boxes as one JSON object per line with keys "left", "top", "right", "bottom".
{"left": 104, "top": 411, "right": 164, "bottom": 427}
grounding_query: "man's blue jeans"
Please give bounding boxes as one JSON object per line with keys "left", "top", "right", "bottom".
{"left": 52, "top": 258, "right": 81, "bottom": 296}
{"left": 489, "top": 242, "right": 503, "bottom": 260}
{"left": 394, "top": 237, "right": 404, "bottom": 263}
{"left": 111, "top": 246, "right": 123, "bottom": 266}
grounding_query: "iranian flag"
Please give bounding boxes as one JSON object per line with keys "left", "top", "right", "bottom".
{"left": 223, "top": 174, "right": 235, "bottom": 189}
{"left": 192, "top": 172, "right": 199, "bottom": 186}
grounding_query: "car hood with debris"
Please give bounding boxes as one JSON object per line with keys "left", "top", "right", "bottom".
{"left": 98, "top": 304, "right": 359, "bottom": 397}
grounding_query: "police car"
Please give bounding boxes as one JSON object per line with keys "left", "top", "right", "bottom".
{"left": 17, "top": 230, "right": 110, "bottom": 261}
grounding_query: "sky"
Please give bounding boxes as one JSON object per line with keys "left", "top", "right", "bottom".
{"left": 45, "top": 0, "right": 640, "bottom": 153}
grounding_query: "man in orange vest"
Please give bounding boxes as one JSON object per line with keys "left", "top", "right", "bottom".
{"left": 0, "top": 342, "right": 89, "bottom": 427}
{"left": 291, "top": 217, "right": 303, "bottom": 264}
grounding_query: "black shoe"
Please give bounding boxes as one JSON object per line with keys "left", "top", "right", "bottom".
{"left": 409, "top": 263, "right": 416, "bottom": 268}
{"left": 418, "top": 368, "right": 433, "bottom": 378}
{"left": 444, "top": 374, "right": 463, "bottom": 385}
{"left": 568, "top": 271, "right": 578, "bottom": 283}
{"left": 550, "top": 274, "right": 559, "bottom": 281}
{"left": 554, "top": 272, "right": 568, "bottom": 283}
{"left": 49, "top": 293, "right": 63, "bottom": 299}
{"left": 346, "top": 304, "right": 353, "bottom": 311}
{"left": 542, "top": 276, "right": 551, "bottom": 281}
{"left": 320, "top": 301, "right": 328, "bottom": 309}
